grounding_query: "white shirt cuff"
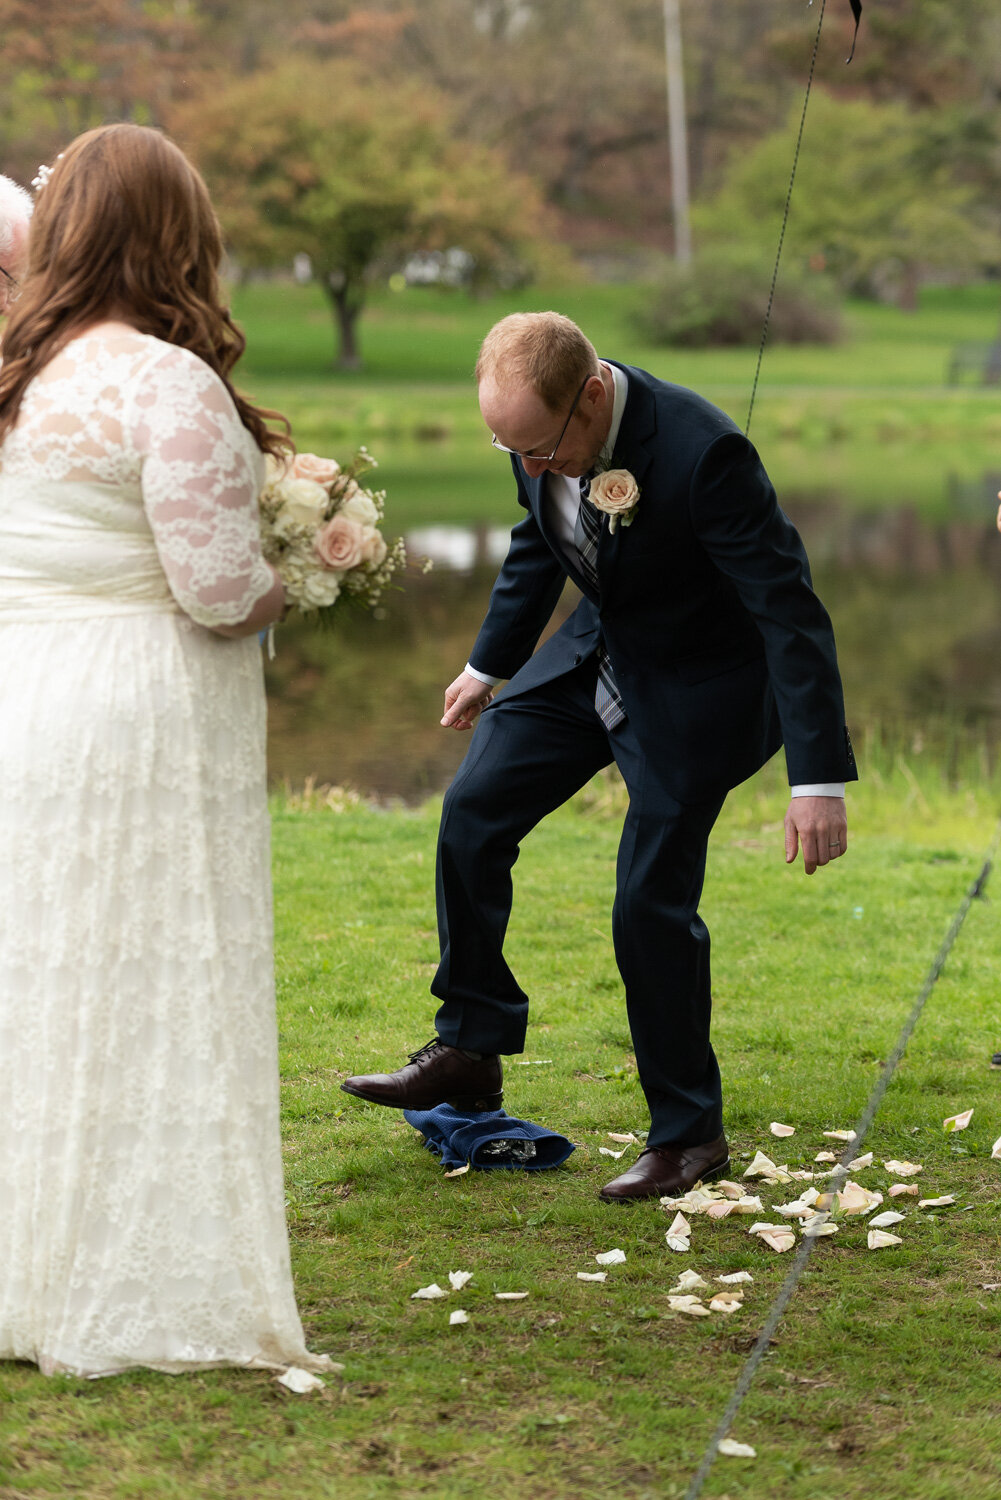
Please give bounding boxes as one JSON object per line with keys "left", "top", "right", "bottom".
{"left": 464, "top": 662, "right": 500, "bottom": 687}
{"left": 790, "top": 783, "right": 845, "bottom": 798}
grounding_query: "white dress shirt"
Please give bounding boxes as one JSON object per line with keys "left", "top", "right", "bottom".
{"left": 465, "top": 363, "right": 843, "bottom": 799}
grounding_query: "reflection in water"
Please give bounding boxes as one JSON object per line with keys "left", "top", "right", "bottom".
{"left": 265, "top": 500, "right": 1001, "bottom": 799}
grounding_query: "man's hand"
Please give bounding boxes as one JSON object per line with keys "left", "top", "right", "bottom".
{"left": 784, "top": 796, "right": 847, "bottom": 875}
{"left": 441, "top": 671, "right": 494, "bottom": 731}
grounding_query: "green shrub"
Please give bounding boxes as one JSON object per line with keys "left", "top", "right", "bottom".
{"left": 636, "top": 246, "right": 841, "bottom": 348}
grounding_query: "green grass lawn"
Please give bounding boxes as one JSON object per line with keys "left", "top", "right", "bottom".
{"left": 3, "top": 762, "right": 1000, "bottom": 1499}
{"left": 233, "top": 280, "right": 1001, "bottom": 526}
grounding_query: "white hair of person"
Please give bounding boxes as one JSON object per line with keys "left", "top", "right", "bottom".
{"left": 0, "top": 173, "right": 33, "bottom": 262}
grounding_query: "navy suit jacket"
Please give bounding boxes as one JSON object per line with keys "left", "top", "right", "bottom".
{"left": 468, "top": 362, "right": 856, "bottom": 805}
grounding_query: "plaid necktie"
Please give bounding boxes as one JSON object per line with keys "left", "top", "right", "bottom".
{"left": 575, "top": 474, "right": 626, "bottom": 730}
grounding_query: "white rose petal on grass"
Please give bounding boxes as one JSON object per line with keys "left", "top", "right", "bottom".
{"left": 814, "top": 1151, "right": 837, "bottom": 1163}
{"left": 836, "top": 1182, "right": 884, "bottom": 1216}
{"left": 276, "top": 1367, "right": 326, "bottom": 1394}
{"left": 495, "top": 1292, "right": 529, "bottom": 1301}
{"left": 847, "top": 1152, "right": 874, "bottom": 1170}
{"left": 801, "top": 1217, "right": 839, "bottom": 1238}
{"left": 599, "top": 1148, "right": 626, "bottom": 1159}
{"left": 718, "top": 1439, "right": 757, "bottom": 1459}
{"left": 670, "top": 1270, "right": 708, "bottom": 1294}
{"left": 770, "top": 1122, "right": 796, "bottom": 1138}
{"left": 743, "top": 1151, "right": 779, "bottom": 1179}
{"left": 867, "top": 1229, "right": 903, "bottom": 1250}
{"left": 448, "top": 1271, "right": 473, "bottom": 1291}
{"left": 919, "top": 1195, "right": 956, "bottom": 1208}
{"left": 660, "top": 1187, "right": 722, "bottom": 1215}
{"left": 577, "top": 1271, "right": 607, "bottom": 1283}
{"left": 889, "top": 1183, "right": 920, "bottom": 1198}
{"left": 823, "top": 1129, "right": 856, "bottom": 1142}
{"left": 717, "top": 1271, "right": 754, "bottom": 1285}
{"left": 608, "top": 1132, "right": 639, "bottom": 1144}
{"left": 883, "top": 1160, "right": 922, "bottom": 1177}
{"left": 449, "top": 1309, "right": 469, "bottom": 1326}
{"left": 667, "top": 1295, "right": 711, "bottom": 1317}
{"left": 412, "top": 1283, "right": 448, "bottom": 1300}
{"left": 511, "top": 1058, "right": 553, "bottom": 1066}
{"left": 992, "top": 1135, "right": 1001, "bottom": 1161}
{"left": 444, "top": 1164, "right": 470, "bottom": 1179}
{"left": 705, "top": 1200, "right": 738, "bottom": 1220}
{"left": 733, "top": 1195, "right": 765, "bottom": 1215}
{"left": 709, "top": 1292, "right": 744, "bottom": 1314}
{"left": 665, "top": 1212, "right": 691, "bottom": 1252}
{"left": 596, "top": 1248, "right": 627, "bottom": 1266}
{"left": 943, "top": 1109, "right": 974, "bottom": 1133}
{"left": 717, "top": 1180, "right": 745, "bottom": 1200}
{"left": 869, "top": 1211, "right": 906, "bottom": 1229}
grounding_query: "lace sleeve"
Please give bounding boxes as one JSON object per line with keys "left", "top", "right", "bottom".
{"left": 127, "top": 344, "right": 275, "bottom": 628}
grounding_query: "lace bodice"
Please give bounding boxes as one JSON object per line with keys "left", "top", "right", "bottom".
{"left": 0, "top": 324, "right": 274, "bottom": 626}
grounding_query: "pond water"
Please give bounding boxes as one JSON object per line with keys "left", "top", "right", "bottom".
{"left": 264, "top": 478, "right": 1001, "bottom": 799}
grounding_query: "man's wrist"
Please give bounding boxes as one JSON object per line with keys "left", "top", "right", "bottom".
{"left": 464, "top": 662, "right": 500, "bottom": 687}
{"left": 790, "top": 783, "right": 845, "bottom": 798}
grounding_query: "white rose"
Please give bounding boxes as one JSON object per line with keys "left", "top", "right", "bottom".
{"left": 339, "top": 490, "right": 380, "bottom": 527}
{"left": 297, "top": 571, "right": 342, "bottom": 609}
{"left": 280, "top": 478, "right": 328, "bottom": 527}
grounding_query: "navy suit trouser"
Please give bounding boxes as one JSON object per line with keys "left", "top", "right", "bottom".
{"left": 431, "top": 658, "right": 726, "bottom": 1147}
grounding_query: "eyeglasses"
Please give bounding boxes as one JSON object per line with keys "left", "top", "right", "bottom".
{"left": 491, "top": 375, "right": 590, "bottom": 462}
{"left": 0, "top": 264, "right": 16, "bottom": 289}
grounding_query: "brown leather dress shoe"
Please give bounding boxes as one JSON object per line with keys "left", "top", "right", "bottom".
{"left": 341, "top": 1037, "right": 503, "bottom": 1112}
{"left": 598, "top": 1134, "right": 729, "bottom": 1202}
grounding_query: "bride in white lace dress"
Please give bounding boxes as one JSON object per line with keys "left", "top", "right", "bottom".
{"left": 0, "top": 125, "right": 331, "bottom": 1378}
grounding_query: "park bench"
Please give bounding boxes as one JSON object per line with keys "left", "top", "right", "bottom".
{"left": 946, "top": 340, "right": 1001, "bottom": 385}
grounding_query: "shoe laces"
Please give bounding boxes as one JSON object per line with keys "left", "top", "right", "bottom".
{"left": 407, "top": 1038, "right": 444, "bottom": 1064}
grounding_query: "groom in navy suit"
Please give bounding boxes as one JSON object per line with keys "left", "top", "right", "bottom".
{"left": 344, "top": 312, "right": 856, "bottom": 1199}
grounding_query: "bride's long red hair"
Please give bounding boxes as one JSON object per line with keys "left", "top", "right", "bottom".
{"left": 0, "top": 123, "right": 289, "bottom": 455}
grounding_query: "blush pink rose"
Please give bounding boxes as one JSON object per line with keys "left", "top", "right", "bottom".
{"left": 359, "top": 527, "right": 388, "bottom": 567}
{"left": 315, "top": 515, "right": 367, "bottom": 571}
{"left": 292, "top": 452, "right": 341, "bottom": 485}
{"left": 589, "top": 468, "right": 640, "bottom": 531}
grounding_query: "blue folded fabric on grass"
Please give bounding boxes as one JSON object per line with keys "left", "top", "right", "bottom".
{"left": 403, "top": 1103, "right": 576, "bottom": 1171}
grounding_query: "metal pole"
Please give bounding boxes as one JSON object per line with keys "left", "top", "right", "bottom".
{"left": 663, "top": 0, "right": 691, "bottom": 265}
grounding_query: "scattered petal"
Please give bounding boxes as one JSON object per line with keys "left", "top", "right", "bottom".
{"left": 889, "top": 1183, "right": 919, "bottom": 1197}
{"left": 919, "top": 1195, "right": 956, "bottom": 1208}
{"left": 599, "top": 1147, "right": 626, "bottom": 1159}
{"left": 661, "top": 1186, "right": 723, "bottom": 1214}
{"left": 666, "top": 1211, "right": 691, "bottom": 1252}
{"left": 788, "top": 1169, "right": 817, "bottom": 1181}
{"left": 411, "top": 1283, "right": 448, "bottom": 1300}
{"left": 276, "top": 1367, "right": 326, "bottom": 1394}
{"left": 718, "top": 1438, "right": 756, "bottom": 1459}
{"left": 608, "top": 1132, "right": 639, "bottom": 1144}
{"left": 775, "top": 1201, "right": 815, "bottom": 1219}
{"left": 883, "top": 1160, "right": 922, "bottom": 1177}
{"left": 823, "top": 1129, "right": 856, "bottom": 1142}
{"left": 511, "top": 1058, "right": 553, "bottom": 1065}
{"left": 670, "top": 1270, "right": 708, "bottom": 1294}
{"left": 495, "top": 1291, "right": 529, "bottom": 1300}
{"left": 869, "top": 1210, "right": 905, "bottom": 1229}
{"left": 943, "top": 1109, "right": 973, "bottom": 1133}
{"left": 814, "top": 1151, "right": 837, "bottom": 1162}
{"left": 577, "top": 1271, "right": 607, "bottom": 1282}
{"left": 800, "top": 1217, "right": 839, "bottom": 1237}
{"left": 981, "top": 1283, "right": 1001, "bottom": 1292}
{"left": 705, "top": 1200, "right": 737, "bottom": 1220}
{"left": 449, "top": 1309, "right": 469, "bottom": 1325}
{"left": 444, "top": 1164, "right": 470, "bottom": 1178}
{"left": 595, "top": 1248, "right": 627, "bottom": 1266}
{"left": 667, "top": 1295, "right": 711, "bottom": 1317}
{"left": 716, "top": 1271, "right": 754, "bottom": 1284}
{"left": 716, "top": 1180, "right": 746, "bottom": 1199}
{"left": 448, "top": 1270, "right": 473, "bottom": 1291}
{"left": 991, "top": 1135, "right": 1001, "bottom": 1161}
{"left": 748, "top": 1223, "right": 796, "bottom": 1252}
{"left": 770, "top": 1122, "right": 795, "bottom": 1137}
{"left": 867, "top": 1229, "right": 902, "bottom": 1249}
{"left": 732, "top": 1195, "right": 765, "bottom": 1215}
{"left": 847, "top": 1152, "right": 874, "bottom": 1170}
{"left": 743, "top": 1150, "right": 779, "bottom": 1178}
{"left": 709, "top": 1292, "right": 744, "bottom": 1313}
{"left": 836, "top": 1182, "right": 884, "bottom": 1216}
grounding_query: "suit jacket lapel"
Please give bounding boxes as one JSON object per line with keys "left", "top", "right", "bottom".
{"left": 596, "top": 364, "right": 658, "bottom": 577}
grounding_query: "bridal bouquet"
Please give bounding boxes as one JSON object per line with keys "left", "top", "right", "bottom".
{"left": 258, "top": 446, "right": 406, "bottom": 621}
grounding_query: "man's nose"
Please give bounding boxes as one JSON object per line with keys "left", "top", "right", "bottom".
{"left": 522, "top": 458, "right": 550, "bottom": 478}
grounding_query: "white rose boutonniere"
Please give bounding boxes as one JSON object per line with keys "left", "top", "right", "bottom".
{"left": 589, "top": 468, "right": 640, "bottom": 532}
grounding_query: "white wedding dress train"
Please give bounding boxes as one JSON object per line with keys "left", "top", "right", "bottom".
{"left": 0, "top": 325, "right": 330, "bottom": 1377}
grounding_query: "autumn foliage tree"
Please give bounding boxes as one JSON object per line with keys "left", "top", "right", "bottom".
{"left": 172, "top": 61, "right": 561, "bottom": 369}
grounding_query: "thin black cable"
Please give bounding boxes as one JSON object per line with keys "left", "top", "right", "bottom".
{"left": 682, "top": 820, "right": 1001, "bottom": 1500}
{"left": 745, "top": 0, "right": 827, "bottom": 437}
